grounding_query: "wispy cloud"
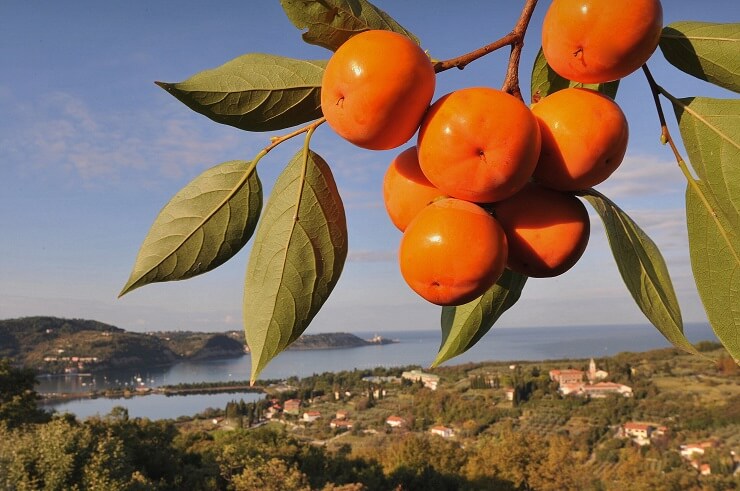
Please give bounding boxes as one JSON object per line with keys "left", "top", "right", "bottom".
{"left": 596, "top": 154, "right": 685, "bottom": 199}
{"left": 1, "top": 90, "right": 252, "bottom": 186}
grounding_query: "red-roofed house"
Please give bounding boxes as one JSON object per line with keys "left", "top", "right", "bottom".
{"left": 330, "top": 419, "right": 354, "bottom": 430}
{"left": 302, "top": 411, "right": 321, "bottom": 422}
{"left": 430, "top": 426, "right": 454, "bottom": 438}
{"left": 283, "top": 399, "right": 302, "bottom": 415}
{"left": 549, "top": 369, "right": 584, "bottom": 385}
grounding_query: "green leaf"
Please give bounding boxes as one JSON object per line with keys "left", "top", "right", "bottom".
{"left": 120, "top": 160, "right": 262, "bottom": 297}
{"left": 530, "top": 48, "right": 619, "bottom": 103}
{"left": 659, "top": 22, "right": 740, "bottom": 93}
{"left": 432, "top": 270, "right": 527, "bottom": 368}
{"left": 582, "top": 190, "right": 699, "bottom": 355}
{"left": 280, "top": 0, "right": 419, "bottom": 51}
{"left": 156, "top": 54, "right": 326, "bottom": 132}
{"left": 244, "top": 148, "right": 347, "bottom": 383}
{"left": 670, "top": 96, "right": 740, "bottom": 221}
{"left": 686, "top": 181, "right": 740, "bottom": 362}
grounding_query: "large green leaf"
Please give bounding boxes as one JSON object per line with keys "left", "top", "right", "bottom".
{"left": 686, "top": 182, "right": 740, "bottom": 362}
{"left": 156, "top": 54, "right": 326, "bottom": 132}
{"left": 660, "top": 22, "right": 740, "bottom": 93}
{"left": 583, "top": 191, "right": 698, "bottom": 355}
{"left": 120, "top": 160, "right": 262, "bottom": 296}
{"left": 280, "top": 0, "right": 419, "bottom": 51}
{"left": 432, "top": 270, "right": 527, "bottom": 368}
{"left": 530, "top": 48, "right": 619, "bottom": 103}
{"left": 670, "top": 96, "right": 740, "bottom": 221}
{"left": 244, "top": 148, "right": 347, "bottom": 383}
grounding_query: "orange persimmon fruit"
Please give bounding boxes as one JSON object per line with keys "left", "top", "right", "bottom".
{"left": 541, "top": 0, "right": 663, "bottom": 83}
{"left": 531, "top": 87, "right": 628, "bottom": 191}
{"left": 321, "top": 30, "right": 436, "bottom": 150}
{"left": 417, "top": 87, "right": 541, "bottom": 203}
{"left": 399, "top": 198, "right": 508, "bottom": 306}
{"left": 492, "top": 183, "right": 590, "bottom": 278}
{"left": 383, "top": 146, "right": 445, "bottom": 231}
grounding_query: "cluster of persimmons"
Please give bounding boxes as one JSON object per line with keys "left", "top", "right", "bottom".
{"left": 320, "top": 0, "right": 663, "bottom": 307}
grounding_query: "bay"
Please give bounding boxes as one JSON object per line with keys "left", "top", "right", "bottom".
{"left": 39, "top": 322, "right": 717, "bottom": 420}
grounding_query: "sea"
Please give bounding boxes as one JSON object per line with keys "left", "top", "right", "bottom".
{"left": 39, "top": 322, "right": 718, "bottom": 420}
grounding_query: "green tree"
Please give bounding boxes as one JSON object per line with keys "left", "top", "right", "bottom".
{"left": 0, "top": 358, "right": 49, "bottom": 428}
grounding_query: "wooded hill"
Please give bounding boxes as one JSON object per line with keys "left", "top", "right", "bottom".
{"left": 0, "top": 316, "right": 381, "bottom": 373}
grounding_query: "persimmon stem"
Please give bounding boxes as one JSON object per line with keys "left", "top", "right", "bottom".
{"left": 434, "top": 0, "right": 539, "bottom": 101}
{"left": 261, "top": 117, "right": 326, "bottom": 157}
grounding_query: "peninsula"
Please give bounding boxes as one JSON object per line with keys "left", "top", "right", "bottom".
{"left": 0, "top": 316, "right": 398, "bottom": 374}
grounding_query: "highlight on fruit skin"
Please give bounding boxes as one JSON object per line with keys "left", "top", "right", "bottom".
{"left": 320, "top": 29, "right": 436, "bottom": 150}
{"left": 531, "top": 87, "right": 628, "bottom": 191}
{"left": 399, "top": 198, "right": 508, "bottom": 306}
{"left": 541, "top": 0, "right": 663, "bottom": 83}
{"left": 383, "top": 146, "right": 446, "bottom": 232}
{"left": 492, "top": 183, "right": 590, "bottom": 278}
{"left": 417, "top": 87, "right": 541, "bottom": 204}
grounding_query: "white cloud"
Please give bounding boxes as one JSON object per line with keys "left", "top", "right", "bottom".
{"left": 596, "top": 153, "right": 685, "bottom": 199}
{"left": 1, "top": 90, "right": 253, "bottom": 186}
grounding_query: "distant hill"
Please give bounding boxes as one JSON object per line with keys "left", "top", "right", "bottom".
{"left": 0, "top": 317, "right": 394, "bottom": 373}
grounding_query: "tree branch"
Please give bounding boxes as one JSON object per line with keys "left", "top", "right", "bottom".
{"left": 434, "top": 0, "right": 539, "bottom": 101}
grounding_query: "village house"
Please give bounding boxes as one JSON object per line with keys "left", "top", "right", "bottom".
{"left": 283, "top": 399, "right": 302, "bottom": 415}
{"left": 330, "top": 419, "right": 353, "bottom": 430}
{"left": 548, "top": 369, "right": 584, "bottom": 385}
{"left": 430, "top": 426, "right": 454, "bottom": 438}
{"left": 264, "top": 406, "right": 280, "bottom": 420}
{"left": 504, "top": 388, "right": 515, "bottom": 401}
{"left": 386, "top": 416, "right": 406, "bottom": 428}
{"left": 335, "top": 410, "right": 348, "bottom": 420}
{"left": 680, "top": 441, "right": 717, "bottom": 460}
{"left": 302, "top": 411, "right": 321, "bottom": 422}
{"left": 583, "top": 382, "right": 633, "bottom": 398}
{"left": 621, "top": 422, "right": 655, "bottom": 445}
{"left": 401, "top": 370, "right": 440, "bottom": 390}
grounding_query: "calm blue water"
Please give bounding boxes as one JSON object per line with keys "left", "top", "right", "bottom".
{"left": 39, "top": 322, "right": 717, "bottom": 419}
{"left": 42, "top": 392, "right": 263, "bottom": 421}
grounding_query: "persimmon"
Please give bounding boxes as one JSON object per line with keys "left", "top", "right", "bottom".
{"left": 541, "top": 0, "right": 663, "bottom": 83}
{"left": 417, "top": 87, "right": 541, "bottom": 203}
{"left": 321, "top": 30, "right": 435, "bottom": 150}
{"left": 399, "top": 198, "right": 508, "bottom": 306}
{"left": 383, "top": 147, "right": 445, "bottom": 231}
{"left": 492, "top": 183, "right": 590, "bottom": 278}
{"left": 531, "top": 87, "right": 628, "bottom": 191}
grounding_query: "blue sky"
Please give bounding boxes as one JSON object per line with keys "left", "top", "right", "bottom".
{"left": 1, "top": 1, "right": 737, "bottom": 334}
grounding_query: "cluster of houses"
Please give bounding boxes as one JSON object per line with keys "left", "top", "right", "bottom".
{"left": 618, "top": 422, "right": 737, "bottom": 476}
{"left": 384, "top": 415, "right": 454, "bottom": 439}
{"left": 263, "top": 398, "right": 357, "bottom": 431}
{"left": 549, "top": 359, "right": 633, "bottom": 398}
{"left": 258, "top": 395, "right": 456, "bottom": 439}
{"left": 42, "top": 353, "right": 100, "bottom": 373}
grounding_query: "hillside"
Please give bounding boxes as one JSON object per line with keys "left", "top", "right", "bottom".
{"left": 0, "top": 317, "right": 393, "bottom": 373}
